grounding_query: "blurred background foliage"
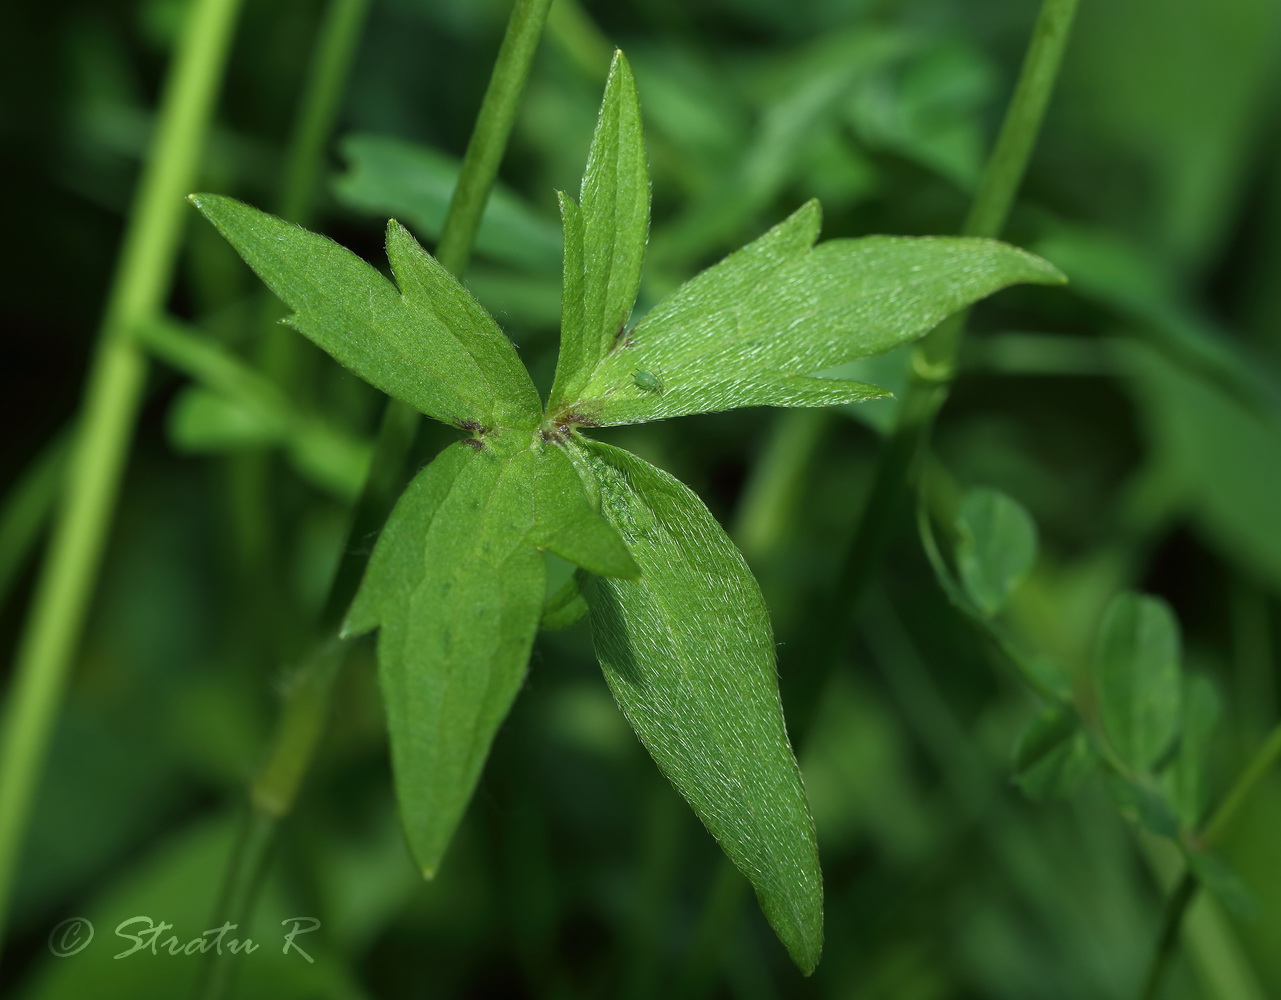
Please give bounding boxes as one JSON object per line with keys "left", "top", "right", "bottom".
{"left": 2, "top": 0, "right": 1281, "bottom": 996}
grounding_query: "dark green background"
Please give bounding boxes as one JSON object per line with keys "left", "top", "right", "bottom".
{"left": 2, "top": 0, "right": 1280, "bottom": 996}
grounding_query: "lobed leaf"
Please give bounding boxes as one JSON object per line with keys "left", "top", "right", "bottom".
{"left": 577, "top": 441, "right": 823, "bottom": 974}
{"left": 565, "top": 201, "right": 1065, "bottom": 425}
{"left": 189, "top": 194, "right": 542, "bottom": 431}
{"left": 342, "top": 435, "right": 545, "bottom": 876}
{"left": 1094, "top": 592, "right": 1182, "bottom": 772}
{"left": 549, "top": 51, "right": 651, "bottom": 409}
{"left": 955, "top": 487, "right": 1038, "bottom": 617}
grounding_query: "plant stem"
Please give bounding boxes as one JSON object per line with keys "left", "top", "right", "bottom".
{"left": 1201, "top": 721, "right": 1281, "bottom": 849}
{"left": 0, "top": 0, "right": 245, "bottom": 956}
{"left": 227, "top": 0, "right": 376, "bottom": 669}
{"left": 259, "top": 0, "right": 374, "bottom": 395}
{"left": 829, "top": 0, "right": 1080, "bottom": 628}
{"left": 1138, "top": 720, "right": 1281, "bottom": 998}
{"left": 434, "top": 0, "right": 553, "bottom": 276}
{"left": 1139, "top": 871, "right": 1197, "bottom": 1000}
{"left": 0, "top": 432, "right": 70, "bottom": 612}
{"left": 196, "top": 3, "right": 555, "bottom": 995}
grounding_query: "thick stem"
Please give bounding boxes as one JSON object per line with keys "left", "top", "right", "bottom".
{"left": 0, "top": 0, "right": 246, "bottom": 955}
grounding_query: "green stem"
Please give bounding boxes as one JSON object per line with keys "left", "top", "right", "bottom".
{"left": 1201, "top": 721, "right": 1281, "bottom": 850}
{"left": 1137, "top": 721, "right": 1281, "bottom": 999}
{"left": 1139, "top": 871, "right": 1197, "bottom": 1000}
{"left": 227, "top": 0, "right": 376, "bottom": 669}
{"left": 259, "top": 0, "right": 374, "bottom": 394}
{"left": 0, "top": 433, "right": 70, "bottom": 612}
{"left": 830, "top": 0, "right": 1080, "bottom": 629}
{"left": 196, "top": 3, "right": 555, "bottom": 995}
{"left": 434, "top": 0, "right": 553, "bottom": 276}
{"left": 279, "top": 0, "right": 372, "bottom": 227}
{"left": 0, "top": 0, "right": 245, "bottom": 955}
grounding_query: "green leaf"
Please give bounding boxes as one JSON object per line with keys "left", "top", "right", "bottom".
{"left": 334, "top": 133, "right": 562, "bottom": 273}
{"left": 917, "top": 497, "right": 1071, "bottom": 703}
{"left": 550, "top": 192, "right": 587, "bottom": 408}
{"left": 1095, "top": 592, "right": 1182, "bottom": 772}
{"left": 540, "top": 572, "right": 588, "bottom": 630}
{"left": 530, "top": 443, "right": 639, "bottom": 579}
{"left": 188, "top": 194, "right": 542, "bottom": 431}
{"left": 1012, "top": 705, "right": 1097, "bottom": 802}
{"left": 342, "top": 435, "right": 545, "bottom": 876}
{"left": 955, "top": 487, "right": 1038, "bottom": 617}
{"left": 564, "top": 201, "right": 1065, "bottom": 425}
{"left": 168, "top": 385, "right": 288, "bottom": 451}
{"left": 166, "top": 387, "right": 370, "bottom": 501}
{"left": 1167, "top": 673, "right": 1222, "bottom": 829}
{"left": 578, "top": 440, "right": 823, "bottom": 974}
{"left": 549, "top": 50, "right": 650, "bottom": 409}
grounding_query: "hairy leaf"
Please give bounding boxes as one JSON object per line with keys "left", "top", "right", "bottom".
{"left": 531, "top": 443, "right": 639, "bottom": 579}
{"left": 1095, "top": 592, "right": 1182, "bottom": 772}
{"left": 549, "top": 51, "right": 650, "bottom": 409}
{"left": 577, "top": 441, "right": 823, "bottom": 974}
{"left": 564, "top": 200, "right": 1065, "bottom": 424}
{"left": 189, "top": 194, "right": 542, "bottom": 430}
{"left": 342, "top": 435, "right": 544, "bottom": 876}
{"left": 955, "top": 487, "right": 1038, "bottom": 617}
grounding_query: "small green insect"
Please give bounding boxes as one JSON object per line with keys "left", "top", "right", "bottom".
{"left": 632, "top": 369, "right": 663, "bottom": 394}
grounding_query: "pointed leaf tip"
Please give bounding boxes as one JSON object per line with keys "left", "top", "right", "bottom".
{"left": 579, "top": 441, "right": 823, "bottom": 973}
{"left": 188, "top": 194, "right": 541, "bottom": 430}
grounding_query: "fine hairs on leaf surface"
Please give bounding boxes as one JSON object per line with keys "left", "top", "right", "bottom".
{"left": 574, "top": 439, "right": 824, "bottom": 973}
{"left": 191, "top": 47, "right": 1066, "bottom": 973}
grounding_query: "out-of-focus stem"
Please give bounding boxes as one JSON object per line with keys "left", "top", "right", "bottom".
{"left": 197, "top": 2, "right": 556, "bottom": 997}
{"left": 0, "top": 0, "right": 246, "bottom": 956}
{"left": 833, "top": 0, "right": 1080, "bottom": 619}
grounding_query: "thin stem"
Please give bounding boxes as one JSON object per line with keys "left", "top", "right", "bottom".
{"left": 1140, "top": 871, "right": 1197, "bottom": 1000}
{"left": 0, "top": 432, "right": 70, "bottom": 612}
{"left": 196, "top": 3, "right": 555, "bottom": 996}
{"left": 1138, "top": 721, "right": 1281, "bottom": 998}
{"left": 0, "top": 0, "right": 245, "bottom": 955}
{"left": 434, "top": 0, "right": 554, "bottom": 275}
{"left": 228, "top": 0, "right": 376, "bottom": 668}
{"left": 1201, "top": 721, "right": 1281, "bottom": 849}
{"left": 278, "top": 0, "right": 372, "bottom": 227}
{"left": 259, "top": 0, "right": 374, "bottom": 394}
{"left": 828, "top": 0, "right": 1080, "bottom": 632}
